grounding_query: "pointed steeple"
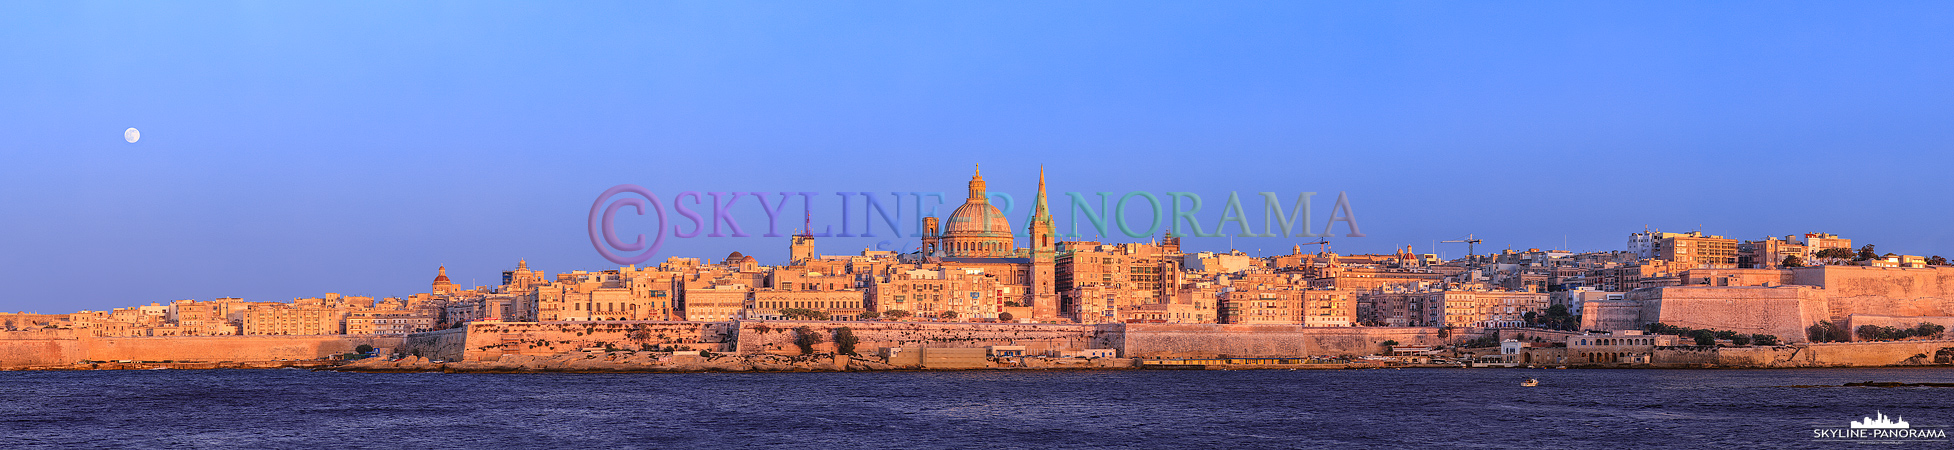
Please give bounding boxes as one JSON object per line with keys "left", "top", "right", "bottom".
{"left": 1033, "top": 166, "right": 1051, "bottom": 224}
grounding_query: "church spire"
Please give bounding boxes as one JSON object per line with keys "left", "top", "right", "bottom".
{"left": 1033, "top": 165, "right": 1051, "bottom": 223}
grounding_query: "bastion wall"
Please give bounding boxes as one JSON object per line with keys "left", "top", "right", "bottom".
{"left": 402, "top": 328, "right": 468, "bottom": 361}
{"left": 456, "top": 321, "right": 739, "bottom": 361}
{"left": 1658, "top": 340, "right": 1954, "bottom": 368}
{"left": 82, "top": 335, "right": 405, "bottom": 362}
{"left": 0, "top": 330, "right": 84, "bottom": 368}
{"left": 1633, "top": 285, "right": 1827, "bottom": 343}
{"left": 1840, "top": 314, "right": 1954, "bottom": 339}
{"left": 435, "top": 321, "right": 1457, "bottom": 361}
{"left": 0, "top": 331, "right": 405, "bottom": 367}
{"left": 733, "top": 321, "right": 1097, "bottom": 356}
{"left": 1110, "top": 324, "right": 1447, "bottom": 358}
{"left": 1797, "top": 266, "right": 1954, "bottom": 319}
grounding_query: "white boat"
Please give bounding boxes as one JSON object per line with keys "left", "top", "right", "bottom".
{"left": 1521, "top": 378, "right": 1540, "bottom": 387}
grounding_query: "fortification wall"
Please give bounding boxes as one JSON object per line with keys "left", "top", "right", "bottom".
{"left": 1841, "top": 314, "right": 1954, "bottom": 340}
{"left": 1685, "top": 268, "right": 1795, "bottom": 286}
{"left": 1113, "top": 324, "right": 1445, "bottom": 358}
{"left": 1581, "top": 300, "right": 1644, "bottom": 331}
{"left": 1646, "top": 341, "right": 1954, "bottom": 367}
{"left": 1794, "top": 266, "right": 1954, "bottom": 319}
{"left": 1729, "top": 341, "right": 1954, "bottom": 367}
{"left": 734, "top": 321, "right": 1096, "bottom": 356}
{"left": 402, "top": 328, "right": 468, "bottom": 361}
{"left": 1495, "top": 329, "right": 1586, "bottom": 342}
{"left": 459, "top": 321, "right": 738, "bottom": 361}
{"left": 0, "top": 330, "right": 84, "bottom": 368}
{"left": 1650, "top": 346, "right": 1727, "bottom": 366}
{"left": 79, "top": 335, "right": 404, "bottom": 362}
{"left": 1634, "top": 285, "right": 1827, "bottom": 343}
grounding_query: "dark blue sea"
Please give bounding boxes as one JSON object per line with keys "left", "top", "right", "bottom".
{"left": 2, "top": 368, "right": 1950, "bottom": 449}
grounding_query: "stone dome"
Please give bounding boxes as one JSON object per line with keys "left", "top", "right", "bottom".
{"left": 940, "top": 166, "right": 1015, "bottom": 257}
{"left": 944, "top": 202, "right": 1011, "bottom": 237}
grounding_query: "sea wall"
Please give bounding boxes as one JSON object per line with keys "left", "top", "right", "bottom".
{"left": 1, "top": 331, "right": 404, "bottom": 367}
{"left": 81, "top": 335, "right": 405, "bottom": 362}
{"left": 452, "top": 321, "right": 1441, "bottom": 360}
{"left": 402, "top": 328, "right": 468, "bottom": 361}
{"left": 1644, "top": 340, "right": 1954, "bottom": 368}
{"left": 1110, "top": 324, "right": 1446, "bottom": 358}
{"left": 734, "top": 321, "right": 1097, "bottom": 356}
{"left": 0, "top": 330, "right": 84, "bottom": 368}
{"left": 457, "top": 321, "right": 739, "bottom": 361}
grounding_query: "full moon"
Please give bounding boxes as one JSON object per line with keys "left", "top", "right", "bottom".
{"left": 124, "top": 128, "right": 140, "bottom": 143}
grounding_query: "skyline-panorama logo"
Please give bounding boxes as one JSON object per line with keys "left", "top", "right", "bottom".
{"left": 1812, "top": 412, "right": 1947, "bottom": 444}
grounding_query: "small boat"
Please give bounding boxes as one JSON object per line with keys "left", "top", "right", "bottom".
{"left": 1521, "top": 378, "right": 1540, "bottom": 387}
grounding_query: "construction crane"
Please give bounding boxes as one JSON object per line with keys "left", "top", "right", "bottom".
{"left": 1305, "top": 238, "right": 1331, "bottom": 255}
{"left": 1440, "top": 234, "right": 1482, "bottom": 266}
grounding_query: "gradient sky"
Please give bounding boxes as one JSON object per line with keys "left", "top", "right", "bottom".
{"left": 3, "top": 2, "right": 1952, "bottom": 313}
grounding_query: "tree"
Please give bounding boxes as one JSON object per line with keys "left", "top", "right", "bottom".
{"left": 1752, "top": 334, "right": 1780, "bottom": 346}
{"left": 1915, "top": 322, "right": 1947, "bottom": 339}
{"left": 1807, "top": 321, "right": 1850, "bottom": 342}
{"left": 1691, "top": 330, "right": 1717, "bottom": 346}
{"left": 1537, "top": 305, "right": 1576, "bottom": 331}
{"left": 1731, "top": 335, "right": 1752, "bottom": 346}
{"left": 355, "top": 344, "right": 375, "bottom": 354}
{"left": 1930, "top": 256, "right": 1949, "bottom": 266}
{"left": 884, "top": 309, "right": 912, "bottom": 319}
{"left": 1857, "top": 244, "right": 1877, "bottom": 262}
{"left": 857, "top": 310, "right": 880, "bottom": 320}
{"left": 1781, "top": 255, "right": 1805, "bottom": 268}
{"left": 832, "top": 327, "right": 859, "bottom": 355}
{"left": 793, "top": 326, "right": 825, "bottom": 355}
{"left": 1816, "top": 247, "right": 1855, "bottom": 262}
{"left": 1381, "top": 339, "right": 1400, "bottom": 348}
{"left": 939, "top": 310, "right": 960, "bottom": 320}
{"left": 778, "top": 308, "right": 831, "bottom": 320}
{"left": 997, "top": 312, "right": 1015, "bottom": 321}
{"left": 1855, "top": 325, "right": 1883, "bottom": 341}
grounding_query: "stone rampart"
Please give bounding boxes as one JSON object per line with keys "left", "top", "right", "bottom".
{"left": 3, "top": 331, "right": 408, "bottom": 368}
{"left": 402, "top": 328, "right": 468, "bottom": 361}
{"left": 1633, "top": 285, "right": 1827, "bottom": 342}
{"left": 459, "top": 321, "right": 738, "bottom": 361}
{"left": 735, "top": 321, "right": 1096, "bottom": 356}
{"left": 1581, "top": 300, "right": 1644, "bottom": 331}
{"left": 1111, "top": 324, "right": 1445, "bottom": 358}
{"left": 0, "top": 330, "right": 85, "bottom": 368}
{"left": 1794, "top": 266, "right": 1954, "bottom": 318}
{"left": 1648, "top": 341, "right": 1954, "bottom": 367}
{"left": 80, "top": 335, "right": 405, "bottom": 362}
{"left": 1841, "top": 314, "right": 1954, "bottom": 341}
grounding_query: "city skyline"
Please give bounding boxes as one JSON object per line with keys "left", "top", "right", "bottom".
{"left": 7, "top": 2, "right": 1954, "bottom": 312}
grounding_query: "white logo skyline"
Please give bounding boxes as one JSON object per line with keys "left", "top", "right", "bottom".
{"left": 1851, "top": 412, "right": 1910, "bottom": 429}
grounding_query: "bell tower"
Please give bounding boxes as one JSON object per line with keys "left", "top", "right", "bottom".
{"left": 921, "top": 216, "right": 941, "bottom": 257}
{"left": 1028, "top": 167, "right": 1059, "bottom": 320}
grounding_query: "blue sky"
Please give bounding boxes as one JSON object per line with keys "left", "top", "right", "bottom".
{"left": 3, "top": 2, "right": 1952, "bottom": 312}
